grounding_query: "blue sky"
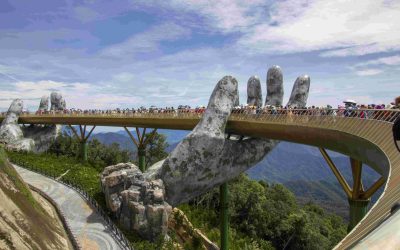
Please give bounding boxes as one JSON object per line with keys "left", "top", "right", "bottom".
{"left": 1, "top": 0, "right": 400, "bottom": 112}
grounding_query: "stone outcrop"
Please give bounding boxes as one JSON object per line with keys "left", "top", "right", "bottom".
{"left": 101, "top": 163, "right": 172, "bottom": 241}
{"left": 0, "top": 99, "right": 34, "bottom": 151}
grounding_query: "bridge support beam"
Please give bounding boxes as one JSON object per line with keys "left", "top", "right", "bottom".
{"left": 124, "top": 127, "right": 157, "bottom": 172}
{"left": 319, "top": 148, "right": 385, "bottom": 232}
{"left": 348, "top": 198, "right": 370, "bottom": 232}
{"left": 220, "top": 182, "right": 229, "bottom": 250}
{"left": 347, "top": 157, "right": 370, "bottom": 232}
{"left": 80, "top": 141, "right": 88, "bottom": 162}
{"left": 68, "top": 125, "right": 96, "bottom": 162}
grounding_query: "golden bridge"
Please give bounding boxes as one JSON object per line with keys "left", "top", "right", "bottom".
{"left": 1, "top": 109, "right": 399, "bottom": 249}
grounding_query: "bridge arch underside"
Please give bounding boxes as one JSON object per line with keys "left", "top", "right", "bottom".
{"left": 228, "top": 122, "right": 390, "bottom": 178}
{"left": 14, "top": 116, "right": 399, "bottom": 249}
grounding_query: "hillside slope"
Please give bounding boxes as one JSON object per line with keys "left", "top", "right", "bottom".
{"left": 0, "top": 148, "right": 71, "bottom": 250}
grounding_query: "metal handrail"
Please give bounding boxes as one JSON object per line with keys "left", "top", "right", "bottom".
{"left": 0, "top": 108, "right": 398, "bottom": 126}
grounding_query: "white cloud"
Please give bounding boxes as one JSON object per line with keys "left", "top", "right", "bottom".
{"left": 16, "top": 80, "right": 66, "bottom": 91}
{"left": 235, "top": 0, "right": 400, "bottom": 56}
{"left": 355, "top": 69, "right": 383, "bottom": 76}
{"left": 134, "top": 0, "right": 267, "bottom": 32}
{"left": 0, "top": 80, "right": 143, "bottom": 111}
{"left": 355, "top": 55, "right": 400, "bottom": 67}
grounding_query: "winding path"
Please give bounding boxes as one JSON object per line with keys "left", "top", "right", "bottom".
{"left": 13, "top": 165, "right": 125, "bottom": 250}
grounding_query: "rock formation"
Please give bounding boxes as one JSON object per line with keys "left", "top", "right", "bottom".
{"left": 0, "top": 99, "right": 35, "bottom": 151}
{"left": 102, "top": 66, "right": 311, "bottom": 241}
{"left": 101, "top": 163, "right": 172, "bottom": 241}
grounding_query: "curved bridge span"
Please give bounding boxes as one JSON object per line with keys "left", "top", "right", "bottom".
{"left": 2, "top": 109, "right": 399, "bottom": 249}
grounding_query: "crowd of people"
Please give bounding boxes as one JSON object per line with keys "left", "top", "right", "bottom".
{"left": 2, "top": 97, "right": 400, "bottom": 120}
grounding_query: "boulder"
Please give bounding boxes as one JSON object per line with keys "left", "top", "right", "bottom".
{"left": 101, "top": 162, "right": 172, "bottom": 241}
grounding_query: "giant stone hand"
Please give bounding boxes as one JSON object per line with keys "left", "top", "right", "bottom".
{"left": 150, "top": 65, "right": 310, "bottom": 206}
{"left": 101, "top": 66, "right": 310, "bottom": 241}
{"left": 0, "top": 99, "right": 35, "bottom": 151}
{"left": 0, "top": 92, "right": 65, "bottom": 152}
{"left": 22, "top": 92, "right": 65, "bottom": 152}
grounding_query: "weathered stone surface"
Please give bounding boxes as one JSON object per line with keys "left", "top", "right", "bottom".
{"left": 0, "top": 99, "right": 35, "bottom": 151}
{"left": 247, "top": 76, "right": 262, "bottom": 107}
{"left": 0, "top": 94, "right": 66, "bottom": 153}
{"left": 50, "top": 92, "right": 66, "bottom": 111}
{"left": 144, "top": 68, "right": 310, "bottom": 207}
{"left": 22, "top": 125, "right": 61, "bottom": 153}
{"left": 21, "top": 93, "right": 64, "bottom": 152}
{"left": 101, "top": 163, "right": 172, "bottom": 241}
{"left": 38, "top": 95, "right": 49, "bottom": 111}
{"left": 265, "top": 65, "right": 283, "bottom": 106}
{"left": 102, "top": 66, "right": 310, "bottom": 241}
{"left": 287, "top": 75, "right": 310, "bottom": 108}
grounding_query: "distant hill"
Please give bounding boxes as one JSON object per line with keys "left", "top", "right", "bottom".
{"left": 90, "top": 132, "right": 135, "bottom": 152}
{"left": 88, "top": 128, "right": 384, "bottom": 220}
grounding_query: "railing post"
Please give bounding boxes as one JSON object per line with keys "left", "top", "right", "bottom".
{"left": 220, "top": 182, "right": 229, "bottom": 250}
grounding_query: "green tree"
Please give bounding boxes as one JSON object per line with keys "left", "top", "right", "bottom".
{"left": 143, "top": 131, "right": 169, "bottom": 167}
{"left": 48, "top": 127, "right": 131, "bottom": 171}
{"left": 181, "top": 174, "right": 347, "bottom": 250}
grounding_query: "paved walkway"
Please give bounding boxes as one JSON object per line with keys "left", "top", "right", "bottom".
{"left": 14, "top": 165, "right": 125, "bottom": 250}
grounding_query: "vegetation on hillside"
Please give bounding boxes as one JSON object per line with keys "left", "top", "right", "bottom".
{"left": 7, "top": 131, "right": 348, "bottom": 249}
{"left": 180, "top": 175, "right": 347, "bottom": 250}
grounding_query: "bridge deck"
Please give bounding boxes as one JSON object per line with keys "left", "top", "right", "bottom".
{"left": 1, "top": 110, "right": 399, "bottom": 249}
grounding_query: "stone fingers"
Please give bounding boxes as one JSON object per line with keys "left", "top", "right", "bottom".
{"left": 247, "top": 76, "right": 262, "bottom": 107}
{"left": 193, "top": 76, "right": 238, "bottom": 137}
{"left": 265, "top": 65, "right": 283, "bottom": 106}
{"left": 287, "top": 75, "right": 310, "bottom": 108}
{"left": 38, "top": 95, "right": 49, "bottom": 111}
{"left": 50, "top": 92, "right": 66, "bottom": 111}
{"left": 157, "top": 76, "right": 239, "bottom": 206}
